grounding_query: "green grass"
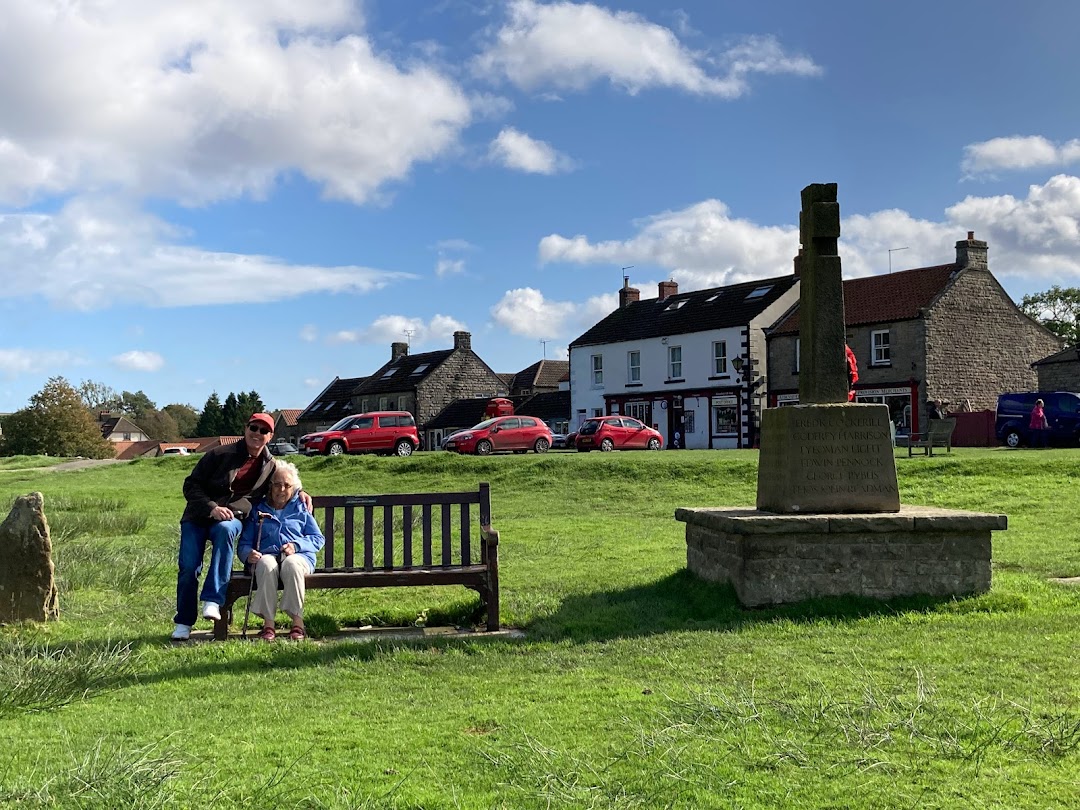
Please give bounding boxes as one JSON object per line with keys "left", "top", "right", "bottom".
{"left": 0, "top": 448, "right": 1079, "bottom": 808}
{"left": 0, "top": 455, "right": 67, "bottom": 471}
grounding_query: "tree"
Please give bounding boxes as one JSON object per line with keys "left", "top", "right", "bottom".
{"left": 139, "top": 409, "right": 181, "bottom": 442}
{"left": 119, "top": 390, "right": 156, "bottom": 419}
{"left": 195, "top": 393, "right": 224, "bottom": 437}
{"left": 0, "top": 376, "right": 114, "bottom": 458}
{"left": 236, "top": 390, "right": 266, "bottom": 422}
{"left": 1020, "top": 285, "right": 1080, "bottom": 344}
{"left": 221, "top": 392, "right": 243, "bottom": 435}
{"left": 77, "top": 379, "right": 120, "bottom": 412}
{"left": 163, "top": 403, "right": 199, "bottom": 438}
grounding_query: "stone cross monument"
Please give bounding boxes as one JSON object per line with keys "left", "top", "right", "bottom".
{"left": 756, "top": 183, "right": 900, "bottom": 514}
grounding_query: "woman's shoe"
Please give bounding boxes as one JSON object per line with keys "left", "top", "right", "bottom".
{"left": 288, "top": 625, "right": 306, "bottom": 641}
{"left": 257, "top": 626, "right": 276, "bottom": 642}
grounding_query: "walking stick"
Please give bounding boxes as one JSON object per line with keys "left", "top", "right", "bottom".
{"left": 241, "top": 512, "right": 272, "bottom": 639}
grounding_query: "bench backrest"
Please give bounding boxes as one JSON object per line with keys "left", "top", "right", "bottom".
{"left": 308, "top": 483, "right": 492, "bottom": 571}
{"left": 928, "top": 418, "right": 956, "bottom": 440}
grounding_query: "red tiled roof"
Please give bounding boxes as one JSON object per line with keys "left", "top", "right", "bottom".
{"left": 770, "top": 264, "right": 957, "bottom": 335}
{"left": 277, "top": 409, "right": 303, "bottom": 426}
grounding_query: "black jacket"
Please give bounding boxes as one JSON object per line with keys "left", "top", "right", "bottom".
{"left": 181, "top": 442, "right": 276, "bottom": 525}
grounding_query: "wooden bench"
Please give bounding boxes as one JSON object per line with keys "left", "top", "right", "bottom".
{"left": 213, "top": 483, "right": 500, "bottom": 640}
{"left": 907, "top": 417, "right": 957, "bottom": 457}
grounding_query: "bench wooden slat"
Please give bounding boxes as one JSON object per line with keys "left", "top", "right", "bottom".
{"left": 402, "top": 504, "right": 413, "bottom": 568}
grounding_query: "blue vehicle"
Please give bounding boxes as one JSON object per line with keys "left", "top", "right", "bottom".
{"left": 996, "top": 391, "right": 1080, "bottom": 448}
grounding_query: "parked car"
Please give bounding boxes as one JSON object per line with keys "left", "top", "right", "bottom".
{"left": 550, "top": 433, "right": 569, "bottom": 449}
{"left": 996, "top": 391, "right": 1080, "bottom": 448}
{"left": 268, "top": 440, "right": 299, "bottom": 455}
{"left": 574, "top": 416, "right": 663, "bottom": 452}
{"left": 161, "top": 447, "right": 190, "bottom": 456}
{"left": 444, "top": 416, "right": 553, "bottom": 455}
{"left": 299, "top": 411, "right": 420, "bottom": 457}
{"left": 565, "top": 431, "right": 577, "bottom": 449}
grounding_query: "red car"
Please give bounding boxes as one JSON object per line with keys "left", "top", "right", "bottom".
{"left": 445, "top": 415, "right": 553, "bottom": 455}
{"left": 575, "top": 416, "right": 663, "bottom": 452}
{"left": 299, "top": 411, "right": 419, "bottom": 457}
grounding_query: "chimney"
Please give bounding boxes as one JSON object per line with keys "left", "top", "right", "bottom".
{"left": 793, "top": 248, "right": 804, "bottom": 276}
{"left": 658, "top": 280, "right": 678, "bottom": 301}
{"left": 453, "top": 330, "right": 472, "bottom": 351}
{"left": 955, "top": 231, "right": 988, "bottom": 270}
{"left": 619, "top": 276, "right": 640, "bottom": 309}
{"left": 391, "top": 342, "right": 409, "bottom": 361}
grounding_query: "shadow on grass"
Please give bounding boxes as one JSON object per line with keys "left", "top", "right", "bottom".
{"left": 526, "top": 569, "right": 968, "bottom": 642}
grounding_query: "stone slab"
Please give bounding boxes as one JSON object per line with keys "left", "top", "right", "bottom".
{"left": 757, "top": 403, "right": 900, "bottom": 514}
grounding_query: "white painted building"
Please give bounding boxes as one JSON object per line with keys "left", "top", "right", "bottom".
{"left": 569, "top": 275, "right": 801, "bottom": 449}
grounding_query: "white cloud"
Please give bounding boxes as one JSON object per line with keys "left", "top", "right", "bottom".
{"left": 436, "top": 257, "right": 466, "bottom": 277}
{"left": 299, "top": 325, "right": 318, "bottom": 343}
{"left": 473, "top": 0, "right": 821, "bottom": 97}
{"left": 962, "top": 136, "right": 1080, "bottom": 177}
{"left": 0, "top": 198, "right": 414, "bottom": 310}
{"left": 0, "top": 0, "right": 472, "bottom": 206}
{"left": 0, "top": 348, "right": 83, "bottom": 376}
{"left": 111, "top": 350, "right": 165, "bottom": 372}
{"left": 486, "top": 287, "right": 613, "bottom": 336}
{"left": 435, "top": 238, "right": 475, "bottom": 251}
{"left": 328, "top": 314, "right": 468, "bottom": 347}
{"left": 488, "top": 127, "right": 575, "bottom": 174}
{"left": 303, "top": 377, "right": 322, "bottom": 388}
{"left": 536, "top": 175, "right": 1080, "bottom": 291}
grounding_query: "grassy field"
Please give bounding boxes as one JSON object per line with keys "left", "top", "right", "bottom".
{"left": 1, "top": 448, "right": 1079, "bottom": 808}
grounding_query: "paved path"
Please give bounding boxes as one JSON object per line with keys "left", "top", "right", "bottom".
{"left": 0, "top": 458, "right": 126, "bottom": 474}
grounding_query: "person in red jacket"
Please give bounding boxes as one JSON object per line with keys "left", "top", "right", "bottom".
{"left": 845, "top": 345, "right": 859, "bottom": 402}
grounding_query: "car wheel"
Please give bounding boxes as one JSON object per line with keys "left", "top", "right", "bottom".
{"left": 534, "top": 437, "right": 550, "bottom": 453}
{"left": 394, "top": 440, "right": 414, "bottom": 457}
{"left": 600, "top": 438, "right": 614, "bottom": 452}
{"left": 475, "top": 440, "right": 492, "bottom": 456}
{"left": 327, "top": 441, "right": 346, "bottom": 456}
{"left": 1004, "top": 430, "right": 1022, "bottom": 449}
{"left": 647, "top": 437, "right": 661, "bottom": 451}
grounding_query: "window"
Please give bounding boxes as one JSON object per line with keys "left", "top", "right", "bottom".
{"left": 591, "top": 354, "right": 603, "bottom": 386}
{"left": 664, "top": 299, "right": 687, "bottom": 311}
{"left": 628, "top": 350, "right": 641, "bottom": 383}
{"left": 379, "top": 397, "right": 388, "bottom": 409}
{"left": 592, "top": 408, "right": 603, "bottom": 417}
{"left": 410, "top": 364, "right": 429, "bottom": 376}
{"left": 381, "top": 367, "right": 397, "bottom": 379}
{"left": 746, "top": 285, "right": 772, "bottom": 300}
{"left": 361, "top": 398, "right": 369, "bottom": 411}
{"left": 519, "top": 417, "right": 537, "bottom": 427}
{"left": 684, "top": 411, "right": 695, "bottom": 435}
{"left": 871, "top": 330, "right": 890, "bottom": 365}
{"left": 624, "top": 401, "right": 648, "bottom": 422}
{"left": 668, "top": 345, "right": 682, "bottom": 379}
{"left": 712, "top": 341, "right": 727, "bottom": 375}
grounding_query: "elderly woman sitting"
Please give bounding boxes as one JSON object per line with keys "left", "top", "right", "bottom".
{"left": 237, "top": 461, "right": 324, "bottom": 641}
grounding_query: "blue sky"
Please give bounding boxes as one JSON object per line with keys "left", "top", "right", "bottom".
{"left": 2, "top": 0, "right": 1079, "bottom": 414}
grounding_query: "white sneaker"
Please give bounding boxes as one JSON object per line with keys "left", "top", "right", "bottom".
{"left": 171, "top": 623, "right": 192, "bottom": 641}
{"left": 201, "top": 602, "right": 222, "bottom": 621}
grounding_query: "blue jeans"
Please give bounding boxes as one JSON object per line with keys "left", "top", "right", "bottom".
{"left": 174, "top": 519, "right": 242, "bottom": 626}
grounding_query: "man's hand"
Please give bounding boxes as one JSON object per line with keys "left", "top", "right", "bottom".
{"left": 210, "top": 505, "right": 234, "bottom": 521}
{"left": 247, "top": 550, "right": 262, "bottom": 564}
{"left": 299, "top": 490, "right": 313, "bottom": 512}
{"left": 281, "top": 543, "right": 295, "bottom": 556}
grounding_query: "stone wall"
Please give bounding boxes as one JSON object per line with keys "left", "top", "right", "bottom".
{"left": 677, "top": 506, "right": 1002, "bottom": 607}
{"left": 926, "top": 269, "right": 1063, "bottom": 411}
{"left": 1036, "top": 359, "right": 1080, "bottom": 392}
{"left": 416, "top": 352, "right": 507, "bottom": 427}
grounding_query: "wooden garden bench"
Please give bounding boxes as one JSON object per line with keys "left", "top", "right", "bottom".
{"left": 213, "top": 483, "right": 500, "bottom": 639}
{"left": 907, "top": 417, "right": 957, "bottom": 457}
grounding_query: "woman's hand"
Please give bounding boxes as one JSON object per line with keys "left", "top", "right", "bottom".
{"left": 281, "top": 543, "right": 295, "bottom": 556}
{"left": 247, "top": 550, "right": 262, "bottom": 563}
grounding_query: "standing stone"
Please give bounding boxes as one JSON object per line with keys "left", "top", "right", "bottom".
{"left": 0, "top": 492, "right": 59, "bottom": 622}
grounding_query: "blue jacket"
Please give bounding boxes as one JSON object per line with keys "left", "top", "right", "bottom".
{"left": 237, "top": 495, "right": 324, "bottom": 571}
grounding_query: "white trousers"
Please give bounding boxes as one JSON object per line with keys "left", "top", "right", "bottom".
{"left": 250, "top": 554, "right": 311, "bottom": 621}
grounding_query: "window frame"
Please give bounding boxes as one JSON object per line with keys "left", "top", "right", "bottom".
{"left": 871, "top": 329, "right": 891, "bottom": 366}
{"left": 591, "top": 354, "right": 603, "bottom": 386}
{"left": 627, "top": 350, "right": 641, "bottom": 383}
{"left": 668, "top": 345, "right": 683, "bottom": 379}
{"left": 712, "top": 340, "right": 727, "bottom": 375}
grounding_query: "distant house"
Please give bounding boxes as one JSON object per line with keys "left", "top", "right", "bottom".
{"left": 508, "top": 359, "right": 570, "bottom": 396}
{"left": 766, "top": 233, "right": 1064, "bottom": 435}
{"left": 272, "top": 409, "right": 304, "bottom": 445}
{"left": 99, "top": 415, "right": 150, "bottom": 443}
{"left": 294, "top": 376, "right": 368, "bottom": 440}
{"left": 1033, "top": 344, "right": 1080, "bottom": 392}
{"left": 424, "top": 387, "right": 573, "bottom": 446}
{"left": 568, "top": 275, "right": 801, "bottom": 449}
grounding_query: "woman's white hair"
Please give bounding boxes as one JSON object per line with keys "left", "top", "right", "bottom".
{"left": 274, "top": 460, "right": 302, "bottom": 491}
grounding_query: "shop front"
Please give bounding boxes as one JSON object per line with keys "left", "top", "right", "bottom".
{"left": 769, "top": 380, "right": 920, "bottom": 438}
{"left": 605, "top": 387, "right": 751, "bottom": 449}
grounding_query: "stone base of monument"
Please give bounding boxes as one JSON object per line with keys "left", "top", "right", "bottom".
{"left": 676, "top": 506, "right": 1004, "bottom": 607}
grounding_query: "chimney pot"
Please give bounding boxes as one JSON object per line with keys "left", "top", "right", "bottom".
{"left": 955, "top": 233, "right": 988, "bottom": 270}
{"left": 619, "top": 280, "right": 640, "bottom": 309}
{"left": 391, "top": 342, "right": 409, "bottom": 361}
{"left": 658, "top": 280, "right": 679, "bottom": 301}
{"left": 453, "top": 330, "right": 472, "bottom": 351}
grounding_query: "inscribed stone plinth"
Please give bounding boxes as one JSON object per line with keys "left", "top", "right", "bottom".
{"left": 0, "top": 492, "right": 59, "bottom": 622}
{"left": 757, "top": 403, "right": 900, "bottom": 514}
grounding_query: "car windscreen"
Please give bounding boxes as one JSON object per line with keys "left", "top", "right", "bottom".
{"left": 328, "top": 416, "right": 355, "bottom": 431}
{"left": 470, "top": 418, "right": 500, "bottom": 430}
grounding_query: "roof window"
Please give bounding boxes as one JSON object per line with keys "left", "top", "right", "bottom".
{"left": 410, "top": 364, "right": 429, "bottom": 376}
{"left": 745, "top": 286, "right": 772, "bottom": 300}
{"left": 664, "top": 299, "right": 687, "bottom": 311}
{"left": 381, "top": 367, "right": 398, "bottom": 378}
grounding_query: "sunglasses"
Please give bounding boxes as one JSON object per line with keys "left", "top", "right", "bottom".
{"left": 247, "top": 424, "right": 272, "bottom": 435}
